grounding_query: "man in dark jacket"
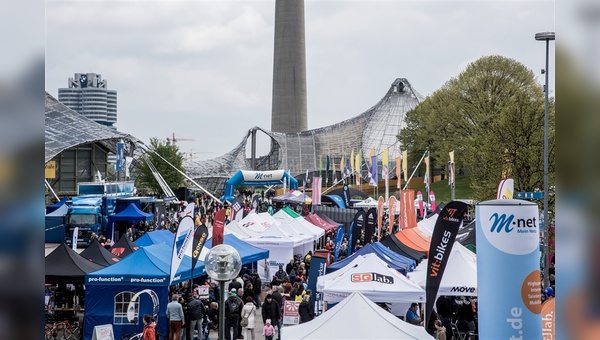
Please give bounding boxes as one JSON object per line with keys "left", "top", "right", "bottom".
{"left": 270, "top": 285, "right": 283, "bottom": 311}
{"left": 251, "top": 273, "right": 262, "bottom": 308}
{"left": 298, "top": 294, "right": 314, "bottom": 323}
{"left": 261, "top": 294, "right": 281, "bottom": 340}
{"left": 224, "top": 289, "right": 243, "bottom": 340}
{"left": 187, "top": 294, "right": 204, "bottom": 340}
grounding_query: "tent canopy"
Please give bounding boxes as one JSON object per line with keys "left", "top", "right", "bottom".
{"left": 108, "top": 203, "right": 154, "bottom": 224}
{"left": 45, "top": 243, "right": 105, "bottom": 284}
{"left": 379, "top": 234, "right": 427, "bottom": 263}
{"left": 352, "top": 197, "right": 379, "bottom": 208}
{"left": 272, "top": 190, "right": 311, "bottom": 205}
{"left": 79, "top": 239, "right": 121, "bottom": 267}
{"left": 328, "top": 187, "right": 369, "bottom": 200}
{"left": 281, "top": 292, "right": 433, "bottom": 340}
{"left": 135, "top": 230, "right": 174, "bottom": 247}
{"left": 225, "top": 220, "right": 261, "bottom": 239}
{"left": 305, "top": 214, "right": 338, "bottom": 233}
{"left": 109, "top": 235, "right": 140, "bottom": 258}
{"left": 46, "top": 196, "right": 69, "bottom": 214}
{"left": 326, "top": 243, "right": 415, "bottom": 275}
{"left": 317, "top": 253, "right": 425, "bottom": 304}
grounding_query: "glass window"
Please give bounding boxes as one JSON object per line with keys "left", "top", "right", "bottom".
{"left": 114, "top": 291, "right": 139, "bottom": 325}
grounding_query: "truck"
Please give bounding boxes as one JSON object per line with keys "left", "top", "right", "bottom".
{"left": 65, "top": 181, "right": 135, "bottom": 247}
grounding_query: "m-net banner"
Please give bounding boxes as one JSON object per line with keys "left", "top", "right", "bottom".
{"left": 476, "top": 199, "right": 542, "bottom": 340}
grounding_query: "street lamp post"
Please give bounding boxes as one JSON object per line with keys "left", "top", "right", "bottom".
{"left": 205, "top": 244, "right": 242, "bottom": 340}
{"left": 535, "top": 31, "right": 555, "bottom": 289}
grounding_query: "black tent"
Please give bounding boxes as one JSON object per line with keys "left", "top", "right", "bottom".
{"left": 379, "top": 234, "right": 427, "bottom": 263}
{"left": 457, "top": 220, "right": 476, "bottom": 246}
{"left": 45, "top": 243, "right": 104, "bottom": 284}
{"left": 327, "top": 187, "right": 369, "bottom": 200}
{"left": 108, "top": 234, "right": 139, "bottom": 258}
{"left": 79, "top": 239, "right": 121, "bottom": 267}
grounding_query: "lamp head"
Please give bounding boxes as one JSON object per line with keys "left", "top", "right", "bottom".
{"left": 535, "top": 32, "right": 555, "bottom": 41}
{"left": 205, "top": 244, "right": 241, "bottom": 281}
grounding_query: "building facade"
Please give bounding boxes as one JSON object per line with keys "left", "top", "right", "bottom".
{"left": 58, "top": 73, "right": 117, "bottom": 129}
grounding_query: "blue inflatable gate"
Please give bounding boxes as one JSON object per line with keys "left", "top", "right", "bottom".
{"left": 222, "top": 170, "right": 298, "bottom": 203}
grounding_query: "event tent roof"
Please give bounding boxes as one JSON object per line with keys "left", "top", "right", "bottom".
{"left": 395, "top": 228, "right": 431, "bottom": 257}
{"left": 304, "top": 214, "right": 338, "bottom": 233}
{"left": 109, "top": 235, "right": 140, "bottom": 258}
{"left": 326, "top": 243, "right": 415, "bottom": 275}
{"left": 290, "top": 217, "right": 325, "bottom": 240}
{"left": 317, "top": 253, "right": 425, "bottom": 304}
{"left": 258, "top": 212, "right": 281, "bottom": 226}
{"left": 204, "top": 234, "right": 270, "bottom": 265}
{"left": 245, "top": 223, "right": 303, "bottom": 248}
{"left": 135, "top": 230, "right": 174, "bottom": 247}
{"left": 79, "top": 239, "right": 121, "bottom": 267}
{"left": 225, "top": 220, "right": 260, "bottom": 239}
{"left": 281, "top": 291, "right": 433, "bottom": 340}
{"left": 272, "top": 190, "right": 311, "bottom": 205}
{"left": 46, "top": 196, "right": 69, "bottom": 214}
{"left": 46, "top": 243, "right": 105, "bottom": 284}
{"left": 407, "top": 243, "right": 477, "bottom": 296}
{"left": 108, "top": 203, "right": 154, "bottom": 224}
{"left": 328, "top": 187, "right": 369, "bottom": 200}
{"left": 379, "top": 234, "right": 427, "bottom": 263}
{"left": 46, "top": 203, "right": 69, "bottom": 217}
{"left": 239, "top": 212, "right": 273, "bottom": 233}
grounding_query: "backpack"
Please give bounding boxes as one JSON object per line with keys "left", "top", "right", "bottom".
{"left": 227, "top": 299, "right": 241, "bottom": 318}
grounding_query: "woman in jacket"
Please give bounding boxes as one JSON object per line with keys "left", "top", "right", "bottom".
{"left": 241, "top": 296, "right": 257, "bottom": 340}
{"left": 298, "top": 295, "right": 314, "bottom": 324}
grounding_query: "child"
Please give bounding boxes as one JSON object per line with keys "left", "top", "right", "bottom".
{"left": 262, "top": 319, "right": 275, "bottom": 340}
{"left": 434, "top": 319, "right": 446, "bottom": 340}
{"left": 142, "top": 314, "right": 156, "bottom": 340}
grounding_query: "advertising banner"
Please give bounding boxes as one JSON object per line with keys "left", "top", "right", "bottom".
{"left": 377, "top": 196, "right": 384, "bottom": 241}
{"left": 211, "top": 209, "right": 227, "bottom": 247}
{"left": 424, "top": 201, "right": 469, "bottom": 327}
{"left": 307, "top": 255, "right": 327, "bottom": 316}
{"left": 170, "top": 216, "right": 194, "bottom": 284}
{"left": 476, "top": 199, "right": 542, "bottom": 340}
{"left": 342, "top": 184, "right": 351, "bottom": 208}
{"left": 350, "top": 210, "right": 366, "bottom": 255}
{"left": 388, "top": 196, "right": 397, "bottom": 233}
{"left": 283, "top": 301, "right": 301, "bottom": 325}
{"left": 116, "top": 141, "right": 125, "bottom": 172}
{"left": 191, "top": 224, "right": 209, "bottom": 274}
{"left": 312, "top": 177, "right": 322, "bottom": 205}
{"left": 364, "top": 208, "right": 377, "bottom": 244}
{"left": 333, "top": 225, "right": 345, "bottom": 262}
{"left": 400, "top": 190, "right": 417, "bottom": 230}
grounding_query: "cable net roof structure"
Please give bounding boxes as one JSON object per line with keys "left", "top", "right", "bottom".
{"left": 45, "top": 92, "right": 139, "bottom": 163}
{"left": 184, "top": 78, "right": 423, "bottom": 195}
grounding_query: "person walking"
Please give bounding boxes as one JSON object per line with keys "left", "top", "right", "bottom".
{"left": 142, "top": 314, "right": 156, "bottom": 340}
{"left": 298, "top": 294, "right": 314, "bottom": 324}
{"left": 262, "top": 319, "right": 275, "bottom": 340}
{"left": 261, "top": 294, "right": 281, "bottom": 340}
{"left": 166, "top": 294, "right": 185, "bottom": 340}
{"left": 241, "top": 296, "right": 257, "bottom": 340}
{"left": 187, "top": 293, "right": 204, "bottom": 340}
{"left": 224, "top": 288, "right": 243, "bottom": 340}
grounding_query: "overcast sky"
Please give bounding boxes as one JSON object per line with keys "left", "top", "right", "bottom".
{"left": 46, "top": 0, "right": 555, "bottom": 161}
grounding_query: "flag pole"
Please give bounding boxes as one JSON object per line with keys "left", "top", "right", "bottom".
{"left": 403, "top": 150, "right": 428, "bottom": 190}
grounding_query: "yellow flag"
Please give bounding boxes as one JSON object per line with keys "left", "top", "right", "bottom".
{"left": 402, "top": 150, "right": 408, "bottom": 182}
{"left": 369, "top": 148, "right": 375, "bottom": 165}
{"left": 382, "top": 148, "right": 389, "bottom": 166}
{"left": 350, "top": 149, "right": 355, "bottom": 173}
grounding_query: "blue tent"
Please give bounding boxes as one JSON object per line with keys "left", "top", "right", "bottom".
{"left": 46, "top": 195, "right": 69, "bottom": 214}
{"left": 107, "top": 203, "right": 154, "bottom": 241}
{"left": 85, "top": 243, "right": 171, "bottom": 340}
{"left": 135, "top": 230, "right": 174, "bottom": 247}
{"left": 326, "top": 243, "right": 415, "bottom": 275}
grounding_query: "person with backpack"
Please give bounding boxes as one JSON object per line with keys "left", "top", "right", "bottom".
{"left": 224, "top": 288, "right": 243, "bottom": 340}
{"left": 241, "top": 296, "right": 256, "bottom": 340}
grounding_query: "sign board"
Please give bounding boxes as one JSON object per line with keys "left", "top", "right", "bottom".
{"left": 282, "top": 301, "right": 301, "bottom": 325}
{"left": 195, "top": 285, "right": 210, "bottom": 299}
{"left": 45, "top": 161, "right": 56, "bottom": 179}
{"left": 92, "top": 324, "right": 115, "bottom": 340}
{"left": 515, "top": 191, "right": 543, "bottom": 200}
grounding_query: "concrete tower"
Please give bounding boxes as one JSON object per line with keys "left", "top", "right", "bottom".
{"left": 271, "top": 0, "right": 308, "bottom": 133}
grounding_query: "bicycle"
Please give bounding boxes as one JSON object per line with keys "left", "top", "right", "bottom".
{"left": 45, "top": 319, "right": 81, "bottom": 340}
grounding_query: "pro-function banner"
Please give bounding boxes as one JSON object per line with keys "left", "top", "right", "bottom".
{"left": 350, "top": 210, "right": 366, "bottom": 255}
{"left": 424, "top": 201, "right": 469, "bottom": 327}
{"left": 170, "top": 216, "right": 194, "bottom": 284}
{"left": 476, "top": 199, "right": 542, "bottom": 340}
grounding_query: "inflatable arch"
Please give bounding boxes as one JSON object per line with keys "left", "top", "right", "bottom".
{"left": 222, "top": 170, "right": 298, "bottom": 203}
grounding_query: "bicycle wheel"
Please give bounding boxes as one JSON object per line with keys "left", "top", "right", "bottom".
{"left": 63, "top": 325, "right": 81, "bottom": 340}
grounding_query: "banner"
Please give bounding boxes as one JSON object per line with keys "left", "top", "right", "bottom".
{"left": 116, "top": 141, "right": 125, "bottom": 172}
{"left": 541, "top": 297, "right": 555, "bottom": 340}
{"left": 342, "top": 184, "right": 351, "bottom": 208}
{"left": 377, "top": 196, "right": 384, "bottom": 241}
{"left": 170, "top": 215, "right": 194, "bottom": 284}
{"left": 369, "top": 155, "right": 378, "bottom": 186}
{"left": 429, "top": 191, "right": 436, "bottom": 212}
{"left": 402, "top": 150, "right": 408, "bottom": 183}
{"left": 183, "top": 202, "right": 195, "bottom": 218}
{"left": 448, "top": 151, "right": 455, "bottom": 188}
{"left": 350, "top": 210, "right": 366, "bottom": 255}
{"left": 476, "top": 199, "right": 542, "bottom": 339}
{"left": 424, "top": 151, "right": 430, "bottom": 187}
{"left": 326, "top": 155, "right": 330, "bottom": 186}
{"left": 364, "top": 208, "right": 377, "bottom": 244}
{"left": 312, "top": 177, "right": 322, "bottom": 205}
{"left": 417, "top": 191, "right": 424, "bottom": 217}
{"left": 191, "top": 224, "right": 209, "bottom": 274}
{"left": 424, "top": 201, "right": 469, "bottom": 327}
{"left": 231, "top": 196, "right": 245, "bottom": 222}
{"left": 282, "top": 300, "right": 301, "bottom": 325}
{"left": 333, "top": 225, "right": 345, "bottom": 262}
{"left": 400, "top": 190, "right": 417, "bottom": 230}
{"left": 355, "top": 150, "right": 362, "bottom": 185}
{"left": 382, "top": 148, "right": 389, "bottom": 180}
{"left": 307, "top": 255, "right": 327, "bottom": 316}
{"left": 388, "top": 196, "right": 398, "bottom": 233}
{"left": 332, "top": 158, "right": 337, "bottom": 184}
{"left": 350, "top": 150, "right": 355, "bottom": 178}
{"left": 72, "top": 227, "right": 79, "bottom": 250}
{"left": 211, "top": 208, "right": 227, "bottom": 247}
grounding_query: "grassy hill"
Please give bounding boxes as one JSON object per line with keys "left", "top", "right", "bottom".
{"left": 411, "top": 174, "right": 474, "bottom": 204}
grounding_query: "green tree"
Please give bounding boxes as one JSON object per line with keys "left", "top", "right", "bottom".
{"left": 133, "top": 138, "right": 184, "bottom": 194}
{"left": 399, "top": 55, "right": 555, "bottom": 203}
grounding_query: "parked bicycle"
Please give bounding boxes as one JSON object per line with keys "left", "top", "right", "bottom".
{"left": 44, "top": 319, "right": 81, "bottom": 340}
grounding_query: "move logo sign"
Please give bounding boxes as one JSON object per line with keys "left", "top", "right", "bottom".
{"left": 351, "top": 272, "right": 394, "bottom": 284}
{"left": 450, "top": 286, "right": 476, "bottom": 294}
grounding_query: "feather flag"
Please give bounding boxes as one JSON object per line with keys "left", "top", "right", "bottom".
{"left": 424, "top": 150, "right": 430, "bottom": 187}
{"left": 395, "top": 157, "right": 401, "bottom": 188}
{"left": 332, "top": 157, "right": 337, "bottom": 183}
{"left": 382, "top": 148, "right": 389, "bottom": 180}
{"left": 340, "top": 153, "right": 345, "bottom": 179}
{"left": 350, "top": 149, "right": 355, "bottom": 177}
{"left": 369, "top": 148, "right": 375, "bottom": 165}
{"left": 355, "top": 150, "right": 362, "bottom": 185}
{"left": 402, "top": 150, "right": 408, "bottom": 183}
{"left": 326, "top": 155, "right": 330, "bottom": 186}
{"left": 319, "top": 155, "right": 323, "bottom": 178}
{"left": 369, "top": 155, "right": 378, "bottom": 186}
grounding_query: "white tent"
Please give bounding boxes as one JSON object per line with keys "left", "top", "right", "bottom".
{"left": 317, "top": 253, "right": 425, "bottom": 304}
{"left": 416, "top": 213, "right": 438, "bottom": 236}
{"left": 407, "top": 242, "right": 477, "bottom": 296}
{"left": 225, "top": 220, "right": 260, "bottom": 239}
{"left": 281, "top": 291, "right": 433, "bottom": 340}
{"left": 282, "top": 220, "right": 314, "bottom": 254}
{"left": 258, "top": 212, "right": 281, "bottom": 226}
{"left": 293, "top": 217, "right": 326, "bottom": 240}
{"left": 272, "top": 209, "right": 295, "bottom": 225}
{"left": 245, "top": 224, "right": 307, "bottom": 280}
{"left": 353, "top": 197, "right": 379, "bottom": 208}
{"left": 239, "top": 212, "right": 273, "bottom": 233}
